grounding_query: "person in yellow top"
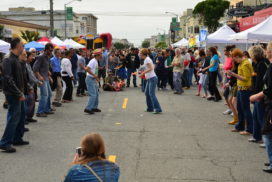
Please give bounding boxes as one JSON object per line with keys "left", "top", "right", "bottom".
{"left": 227, "top": 48, "right": 253, "bottom": 135}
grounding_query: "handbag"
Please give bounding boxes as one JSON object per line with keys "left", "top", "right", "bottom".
{"left": 84, "top": 164, "right": 103, "bottom": 182}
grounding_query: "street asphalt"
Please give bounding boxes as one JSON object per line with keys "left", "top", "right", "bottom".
{"left": 0, "top": 85, "right": 271, "bottom": 182}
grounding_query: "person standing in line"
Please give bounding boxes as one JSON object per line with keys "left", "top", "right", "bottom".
{"left": 76, "top": 49, "right": 87, "bottom": 97}
{"left": 181, "top": 47, "right": 191, "bottom": 89}
{"left": 165, "top": 49, "right": 174, "bottom": 90}
{"left": 125, "top": 48, "right": 140, "bottom": 87}
{"left": 0, "top": 38, "right": 28, "bottom": 153}
{"left": 84, "top": 49, "right": 102, "bottom": 115}
{"left": 50, "top": 48, "right": 63, "bottom": 107}
{"left": 98, "top": 48, "right": 108, "bottom": 87}
{"left": 248, "top": 45, "right": 268, "bottom": 143}
{"left": 25, "top": 51, "right": 42, "bottom": 124}
{"left": 61, "top": 51, "right": 74, "bottom": 102}
{"left": 228, "top": 48, "right": 253, "bottom": 135}
{"left": 250, "top": 41, "right": 272, "bottom": 173}
{"left": 70, "top": 49, "right": 78, "bottom": 86}
{"left": 202, "top": 47, "right": 222, "bottom": 102}
{"left": 139, "top": 48, "right": 162, "bottom": 114}
{"left": 171, "top": 48, "right": 184, "bottom": 95}
{"left": 33, "top": 43, "right": 54, "bottom": 117}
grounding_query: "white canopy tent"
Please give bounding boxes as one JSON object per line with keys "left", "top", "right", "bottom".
{"left": 64, "top": 39, "right": 85, "bottom": 49}
{"left": 172, "top": 38, "right": 189, "bottom": 47}
{"left": 0, "top": 40, "right": 10, "bottom": 54}
{"left": 207, "top": 25, "right": 237, "bottom": 44}
{"left": 51, "top": 37, "right": 67, "bottom": 47}
{"left": 229, "top": 16, "right": 272, "bottom": 42}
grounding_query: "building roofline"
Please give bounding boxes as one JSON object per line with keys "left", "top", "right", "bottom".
{"left": 0, "top": 18, "right": 50, "bottom": 30}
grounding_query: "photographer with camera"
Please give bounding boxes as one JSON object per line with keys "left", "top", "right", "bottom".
{"left": 64, "top": 133, "right": 120, "bottom": 182}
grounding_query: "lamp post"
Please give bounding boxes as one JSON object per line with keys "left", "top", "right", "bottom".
{"left": 64, "top": 0, "right": 82, "bottom": 39}
{"left": 165, "top": 11, "right": 180, "bottom": 42}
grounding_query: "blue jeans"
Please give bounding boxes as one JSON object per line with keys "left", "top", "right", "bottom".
{"left": 127, "top": 68, "right": 137, "bottom": 87}
{"left": 25, "top": 92, "right": 35, "bottom": 120}
{"left": 263, "top": 134, "right": 272, "bottom": 168}
{"left": 0, "top": 95, "right": 25, "bottom": 147}
{"left": 235, "top": 90, "right": 253, "bottom": 133}
{"left": 141, "top": 79, "right": 147, "bottom": 92}
{"left": 85, "top": 76, "right": 99, "bottom": 110}
{"left": 253, "top": 101, "right": 265, "bottom": 141}
{"left": 182, "top": 69, "right": 190, "bottom": 88}
{"left": 145, "top": 76, "right": 162, "bottom": 112}
{"left": 173, "top": 72, "right": 183, "bottom": 93}
{"left": 37, "top": 80, "right": 52, "bottom": 114}
{"left": 188, "top": 68, "right": 194, "bottom": 86}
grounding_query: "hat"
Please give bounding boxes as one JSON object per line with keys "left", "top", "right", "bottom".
{"left": 29, "top": 48, "right": 36, "bottom": 52}
{"left": 93, "top": 48, "right": 102, "bottom": 55}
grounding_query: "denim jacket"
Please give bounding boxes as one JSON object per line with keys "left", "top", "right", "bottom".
{"left": 64, "top": 160, "right": 120, "bottom": 182}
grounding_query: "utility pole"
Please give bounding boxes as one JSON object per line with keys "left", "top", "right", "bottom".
{"left": 49, "top": 0, "right": 54, "bottom": 37}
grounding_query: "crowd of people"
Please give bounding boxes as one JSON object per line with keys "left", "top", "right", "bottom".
{"left": 0, "top": 37, "right": 272, "bottom": 179}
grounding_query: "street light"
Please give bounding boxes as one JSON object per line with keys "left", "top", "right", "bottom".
{"left": 64, "top": 0, "right": 82, "bottom": 39}
{"left": 165, "top": 11, "right": 180, "bottom": 43}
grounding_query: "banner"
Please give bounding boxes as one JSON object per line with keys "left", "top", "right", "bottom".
{"left": 199, "top": 29, "right": 208, "bottom": 42}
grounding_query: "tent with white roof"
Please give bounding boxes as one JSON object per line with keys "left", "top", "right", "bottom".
{"left": 64, "top": 39, "right": 85, "bottom": 49}
{"left": 207, "top": 25, "right": 237, "bottom": 44}
{"left": 0, "top": 40, "right": 10, "bottom": 54}
{"left": 229, "top": 15, "right": 272, "bottom": 42}
{"left": 172, "top": 38, "right": 189, "bottom": 47}
{"left": 51, "top": 37, "right": 67, "bottom": 48}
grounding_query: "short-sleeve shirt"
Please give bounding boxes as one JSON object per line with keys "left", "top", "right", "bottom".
{"left": 172, "top": 56, "right": 184, "bottom": 73}
{"left": 144, "top": 56, "right": 156, "bottom": 79}
{"left": 77, "top": 55, "right": 86, "bottom": 73}
{"left": 209, "top": 55, "right": 219, "bottom": 72}
{"left": 87, "top": 58, "right": 98, "bottom": 78}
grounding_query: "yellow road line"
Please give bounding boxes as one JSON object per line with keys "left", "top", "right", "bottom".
{"left": 108, "top": 155, "right": 117, "bottom": 163}
{"left": 122, "top": 98, "right": 128, "bottom": 109}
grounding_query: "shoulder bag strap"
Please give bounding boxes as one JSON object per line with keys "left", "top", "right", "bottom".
{"left": 84, "top": 164, "right": 103, "bottom": 182}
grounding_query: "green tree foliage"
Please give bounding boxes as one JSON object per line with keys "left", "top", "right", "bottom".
{"left": 142, "top": 40, "right": 150, "bottom": 48}
{"left": 20, "top": 30, "right": 40, "bottom": 42}
{"left": 113, "top": 42, "right": 125, "bottom": 50}
{"left": 155, "top": 42, "right": 167, "bottom": 49}
{"left": 193, "top": 0, "right": 230, "bottom": 33}
{"left": 0, "top": 25, "right": 4, "bottom": 39}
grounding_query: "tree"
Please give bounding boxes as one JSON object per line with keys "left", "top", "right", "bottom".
{"left": 113, "top": 42, "right": 125, "bottom": 49}
{"left": 155, "top": 42, "right": 167, "bottom": 49}
{"left": 0, "top": 25, "right": 4, "bottom": 39}
{"left": 142, "top": 40, "right": 150, "bottom": 48}
{"left": 193, "top": 0, "right": 230, "bottom": 33}
{"left": 20, "top": 30, "right": 40, "bottom": 42}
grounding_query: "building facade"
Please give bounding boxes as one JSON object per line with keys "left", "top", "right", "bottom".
{"left": 0, "top": 18, "right": 49, "bottom": 41}
{"left": 0, "top": 7, "right": 97, "bottom": 38}
{"left": 230, "top": 0, "right": 272, "bottom": 6}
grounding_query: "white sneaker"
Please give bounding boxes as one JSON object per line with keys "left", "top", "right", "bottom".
{"left": 230, "top": 112, "right": 233, "bottom": 116}
{"left": 223, "top": 109, "right": 232, "bottom": 115}
{"left": 260, "top": 143, "right": 266, "bottom": 148}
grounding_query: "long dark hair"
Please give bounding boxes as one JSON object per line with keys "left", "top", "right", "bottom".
{"left": 209, "top": 47, "right": 217, "bottom": 56}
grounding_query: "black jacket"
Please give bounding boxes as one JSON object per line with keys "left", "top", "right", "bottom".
{"left": 125, "top": 53, "right": 140, "bottom": 70}
{"left": 252, "top": 58, "right": 269, "bottom": 94}
{"left": 262, "top": 63, "right": 272, "bottom": 134}
{"left": 2, "top": 52, "right": 24, "bottom": 97}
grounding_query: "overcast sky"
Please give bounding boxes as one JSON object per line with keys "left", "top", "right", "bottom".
{"left": 1, "top": 0, "right": 203, "bottom": 46}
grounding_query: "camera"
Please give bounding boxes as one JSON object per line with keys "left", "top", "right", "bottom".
{"left": 76, "top": 147, "right": 82, "bottom": 156}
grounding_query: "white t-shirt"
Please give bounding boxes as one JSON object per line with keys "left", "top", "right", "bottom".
{"left": 144, "top": 56, "right": 156, "bottom": 79}
{"left": 61, "top": 58, "right": 73, "bottom": 77}
{"left": 87, "top": 58, "right": 98, "bottom": 77}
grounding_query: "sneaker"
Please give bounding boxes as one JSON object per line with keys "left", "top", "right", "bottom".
{"left": 263, "top": 167, "right": 272, "bottom": 173}
{"left": 13, "top": 141, "right": 29, "bottom": 146}
{"left": 52, "top": 102, "right": 62, "bottom": 107}
{"left": 248, "top": 138, "right": 262, "bottom": 143}
{"left": 36, "top": 113, "right": 47, "bottom": 117}
{"left": 230, "top": 112, "right": 234, "bottom": 116}
{"left": 260, "top": 143, "right": 266, "bottom": 148}
{"left": 0, "top": 145, "right": 16, "bottom": 153}
{"left": 84, "top": 109, "right": 94, "bottom": 114}
{"left": 26, "top": 118, "right": 38, "bottom": 123}
{"left": 223, "top": 109, "right": 232, "bottom": 115}
{"left": 45, "top": 111, "right": 54, "bottom": 115}
{"left": 92, "top": 108, "right": 101, "bottom": 112}
{"left": 152, "top": 111, "right": 162, "bottom": 114}
{"left": 24, "top": 128, "right": 29, "bottom": 132}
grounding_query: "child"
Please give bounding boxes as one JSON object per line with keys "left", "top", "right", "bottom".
{"left": 196, "top": 61, "right": 204, "bottom": 96}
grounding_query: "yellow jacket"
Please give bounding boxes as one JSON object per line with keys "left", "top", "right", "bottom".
{"left": 237, "top": 59, "right": 253, "bottom": 87}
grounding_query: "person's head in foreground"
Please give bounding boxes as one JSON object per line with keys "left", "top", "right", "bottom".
{"left": 64, "top": 133, "right": 120, "bottom": 182}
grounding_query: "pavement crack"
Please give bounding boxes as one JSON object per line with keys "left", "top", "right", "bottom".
{"left": 210, "top": 159, "right": 237, "bottom": 182}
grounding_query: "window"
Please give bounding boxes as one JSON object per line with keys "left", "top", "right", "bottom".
{"left": 194, "top": 26, "right": 200, "bottom": 34}
{"left": 82, "top": 17, "right": 87, "bottom": 20}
